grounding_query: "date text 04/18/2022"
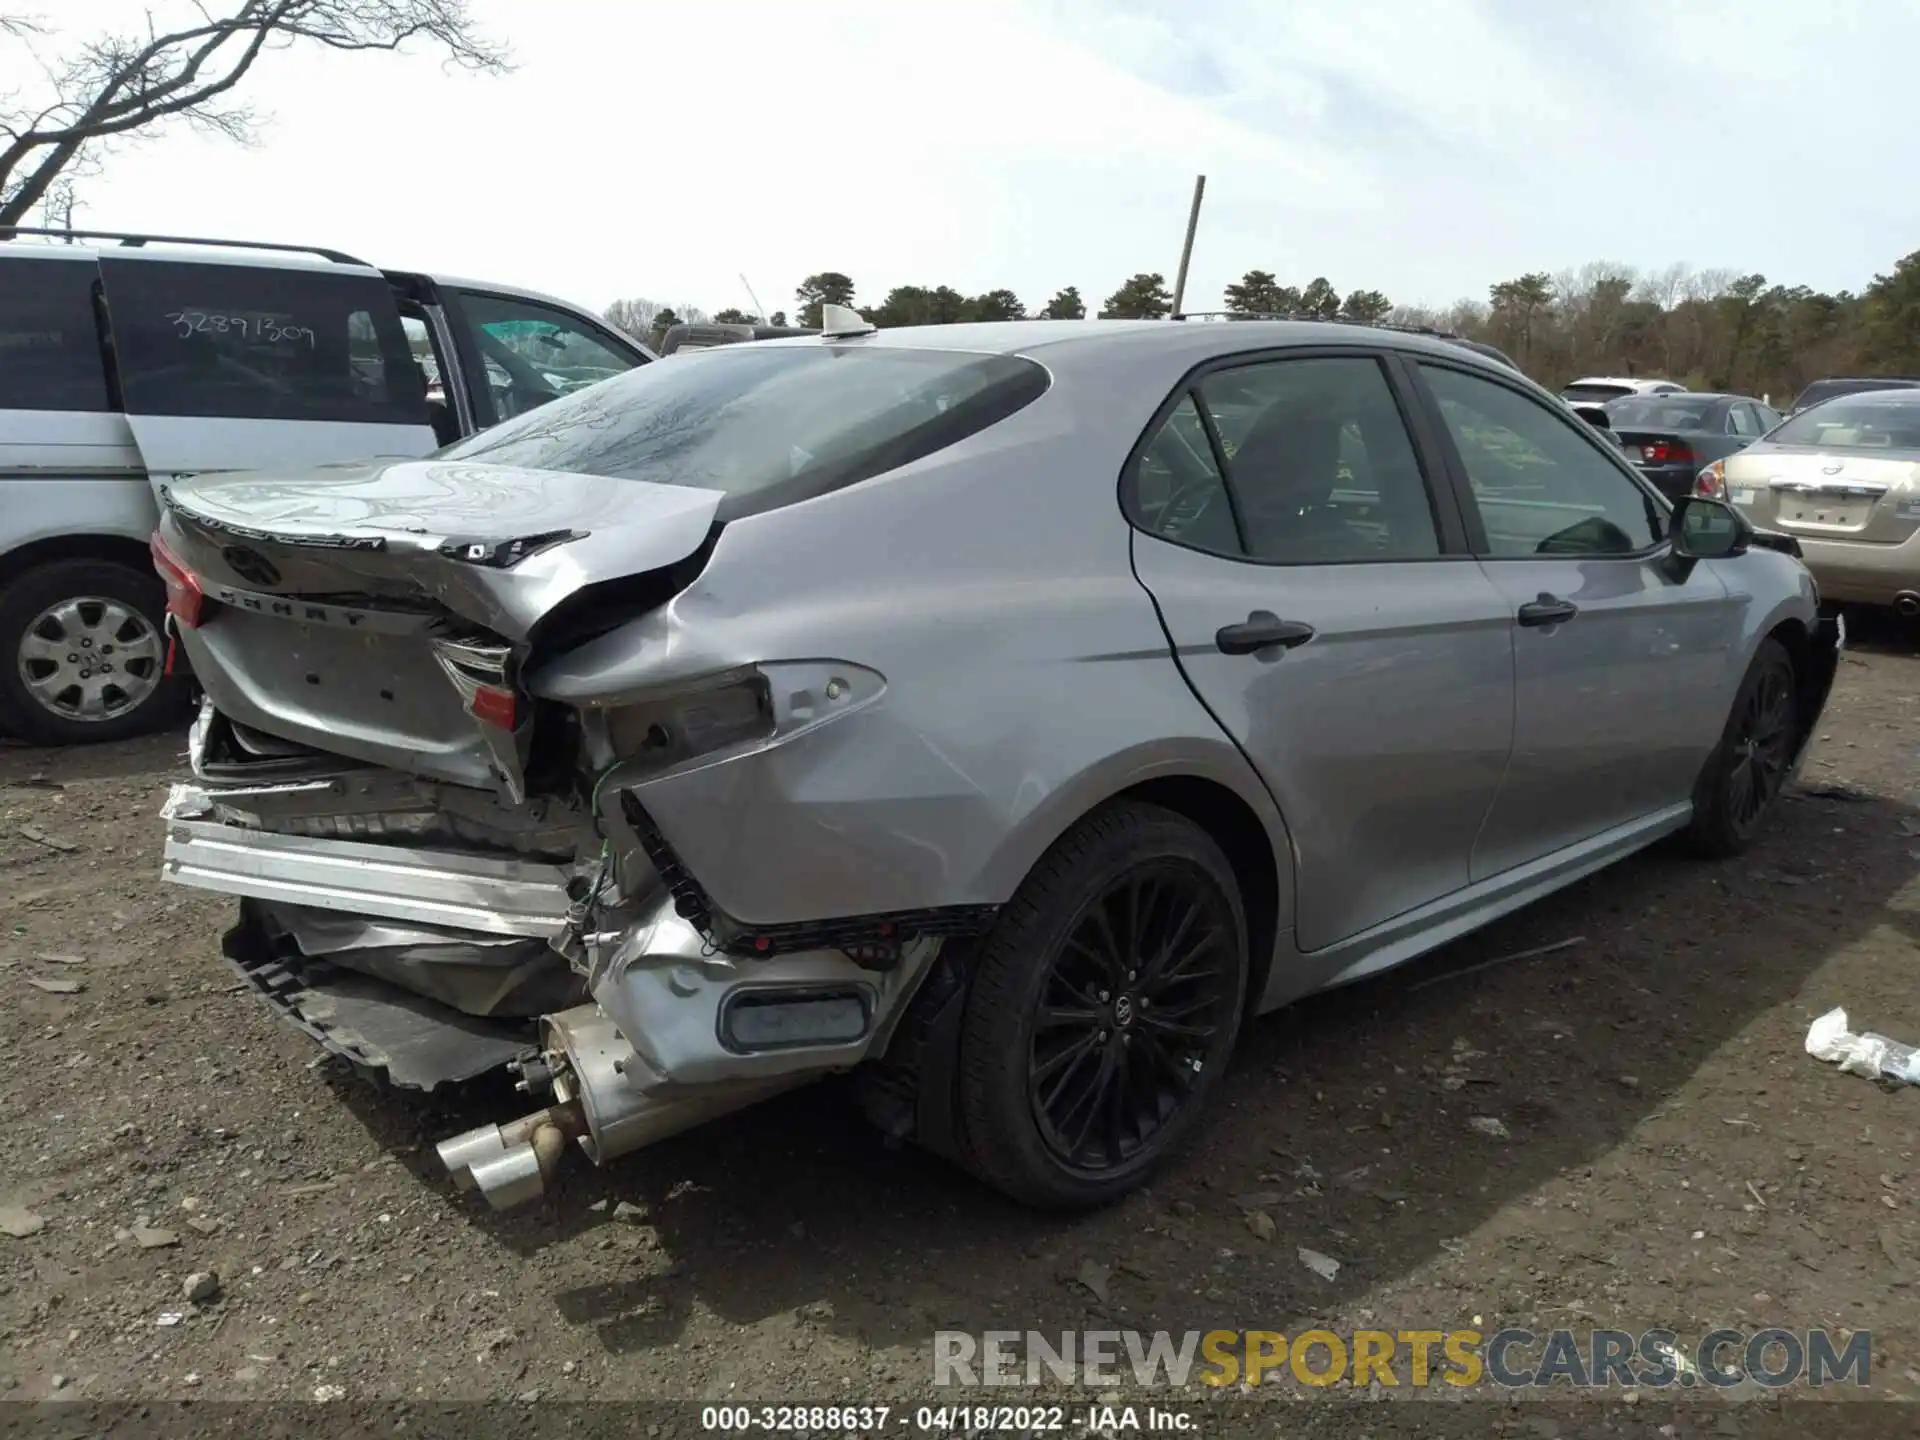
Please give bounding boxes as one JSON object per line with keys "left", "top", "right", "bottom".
{"left": 700, "top": 1404, "right": 1197, "bottom": 1432}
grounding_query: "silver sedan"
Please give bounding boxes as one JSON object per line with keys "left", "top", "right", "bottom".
{"left": 152, "top": 312, "right": 1841, "bottom": 1210}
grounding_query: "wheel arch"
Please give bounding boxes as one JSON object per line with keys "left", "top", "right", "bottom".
{"left": 1110, "top": 774, "right": 1285, "bottom": 1016}
{"left": 1762, "top": 615, "right": 1820, "bottom": 732}
{"left": 0, "top": 532, "right": 159, "bottom": 587}
{"left": 976, "top": 741, "right": 1293, "bottom": 1012}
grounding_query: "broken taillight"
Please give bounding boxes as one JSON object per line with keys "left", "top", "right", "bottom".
{"left": 149, "top": 533, "right": 204, "bottom": 628}
{"left": 468, "top": 684, "right": 518, "bottom": 730}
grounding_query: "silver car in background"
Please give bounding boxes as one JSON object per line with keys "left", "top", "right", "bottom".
{"left": 1700, "top": 387, "right": 1920, "bottom": 616}
{"left": 154, "top": 313, "right": 1840, "bottom": 1211}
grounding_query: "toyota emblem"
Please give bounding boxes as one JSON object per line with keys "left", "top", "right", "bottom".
{"left": 222, "top": 545, "right": 281, "bottom": 588}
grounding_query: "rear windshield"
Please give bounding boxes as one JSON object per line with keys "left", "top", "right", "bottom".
{"left": 1562, "top": 383, "right": 1635, "bottom": 402}
{"left": 444, "top": 343, "right": 1051, "bottom": 519}
{"left": 1606, "top": 397, "right": 1718, "bottom": 429}
{"left": 0, "top": 255, "right": 110, "bottom": 412}
{"left": 1767, "top": 395, "right": 1920, "bottom": 449}
{"left": 1791, "top": 378, "right": 1920, "bottom": 412}
{"left": 98, "top": 257, "right": 427, "bottom": 426}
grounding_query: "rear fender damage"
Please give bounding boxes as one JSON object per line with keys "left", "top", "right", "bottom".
{"left": 165, "top": 650, "right": 995, "bottom": 1205}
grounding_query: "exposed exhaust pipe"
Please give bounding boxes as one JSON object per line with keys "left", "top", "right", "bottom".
{"left": 436, "top": 1005, "right": 810, "bottom": 1209}
{"left": 438, "top": 1102, "right": 584, "bottom": 1208}
{"left": 1895, "top": 591, "right": 1920, "bottom": 618}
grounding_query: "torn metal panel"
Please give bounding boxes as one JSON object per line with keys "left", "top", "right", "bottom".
{"left": 161, "top": 784, "right": 576, "bottom": 938}
{"left": 256, "top": 902, "right": 585, "bottom": 1018}
{"left": 222, "top": 913, "right": 536, "bottom": 1090}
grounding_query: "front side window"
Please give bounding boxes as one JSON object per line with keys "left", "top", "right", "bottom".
{"left": 0, "top": 256, "right": 109, "bottom": 412}
{"left": 451, "top": 291, "right": 643, "bottom": 422}
{"left": 445, "top": 343, "right": 1050, "bottom": 521}
{"left": 98, "top": 258, "right": 424, "bottom": 425}
{"left": 1421, "top": 363, "right": 1665, "bottom": 557}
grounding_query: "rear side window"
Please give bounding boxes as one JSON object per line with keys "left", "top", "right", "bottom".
{"left": 0, "top": 256, "right": 110, "bottom": 412}
{"left": 445, "top": 344, "right": 1051, "bottom": 521}
{"left": 98, "top": 258, "right": 426, "bottom": 425}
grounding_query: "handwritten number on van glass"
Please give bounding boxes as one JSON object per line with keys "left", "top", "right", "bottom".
{"left": 165, "top": 310, "right": 316, "bottom": 349}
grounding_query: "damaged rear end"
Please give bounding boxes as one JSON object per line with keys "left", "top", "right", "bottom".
{"left": 154, "top": 341, "right": 1053, "bottom": 1208}
{"left": 155, "top": 467, "right": 944, "bottom": 1207}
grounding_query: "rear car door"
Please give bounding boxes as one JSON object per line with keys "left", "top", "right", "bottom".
{"left": 1408, "top": 360, "right": 1742, "bottom": 878}
{"left": 439, "top": 288, "right": 649, "bottom": 428}
{"left": 96, "top": 255, "right": 435, "bottom": 476}
{"left": 1127, "top": 349, "right": 1515, "bottom": 957}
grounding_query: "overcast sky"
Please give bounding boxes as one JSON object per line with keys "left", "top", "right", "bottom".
{"left": 7, "top": 0, "right": 1913, "bottom": 319}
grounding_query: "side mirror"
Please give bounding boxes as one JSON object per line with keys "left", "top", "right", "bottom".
{"left": 1670, "top": 496, "right": 1751, "bottom": 560}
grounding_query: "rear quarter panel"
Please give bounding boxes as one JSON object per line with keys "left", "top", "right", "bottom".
{"left": 0, "top": 409, "right": 156, "bottom": 560}
{"left": 528, "top": 349, "right": 1294, "bottom": 930}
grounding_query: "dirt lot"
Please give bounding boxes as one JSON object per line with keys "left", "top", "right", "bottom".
{"left": 0, "top": 618, "right": 1916, "bottom": 1422}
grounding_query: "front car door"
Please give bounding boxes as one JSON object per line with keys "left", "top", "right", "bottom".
{"left": 1126, "top": 349, "right": 1515, "bottom": 959}
{"left": 439, "top": 288, "right": 650, "bottom": 430}
{"left": 96, "top": 255, "right": 435, "bottom": 477}
{"left": 1405, "top": 359, "right": 1743, "bottom": 879}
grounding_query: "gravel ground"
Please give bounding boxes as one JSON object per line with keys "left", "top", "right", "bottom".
{"left": 0, "top": 617, "right": 1916, "bottom": 1422}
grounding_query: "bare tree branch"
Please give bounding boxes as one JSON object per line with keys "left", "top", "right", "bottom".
{"left": 0, "top": 1, "right": 507, "bottom": 225}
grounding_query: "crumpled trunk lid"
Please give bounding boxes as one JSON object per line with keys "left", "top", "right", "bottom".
{"left": 156, "top": 456, "right": 723, "bottom": 792}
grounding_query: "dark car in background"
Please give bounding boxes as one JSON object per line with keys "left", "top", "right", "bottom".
{"left": 1787, "top": 377, "right": 1920, "bottom": 415}
{"left": 1606, "top": 392, "right": 1782, "bottom": 501}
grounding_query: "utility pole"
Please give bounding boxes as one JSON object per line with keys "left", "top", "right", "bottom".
{"left": 1169, "top": 174, "right": 1206, "bottom": 317}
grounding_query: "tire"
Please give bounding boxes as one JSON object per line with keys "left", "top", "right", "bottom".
{"left": 1684, "top": 636, "right": 1798, "bottom": 859}
{"left": 0, "top": 559, "right": 193, "bottom": 746}
{"left": 955, "top": 801, "right": 1249, "bottom": 1209}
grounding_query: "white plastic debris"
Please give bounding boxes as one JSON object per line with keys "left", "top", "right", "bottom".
{"left": 1805, "top": 1007, "right": 1920, "bottom": 1086}
{"left": 1297, "top": 1247, "right": 1340, "bottom": 1281}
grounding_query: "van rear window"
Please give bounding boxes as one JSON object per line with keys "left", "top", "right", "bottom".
{"left": 0, "top": 256, "right": 110, "bottom": 412}
{"left": 98, "top": 258, "right": 427, "bottom": 426}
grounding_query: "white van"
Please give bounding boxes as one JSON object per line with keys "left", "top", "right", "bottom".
{"left": 0, "top": 228, "right": 653, "bottom": 744}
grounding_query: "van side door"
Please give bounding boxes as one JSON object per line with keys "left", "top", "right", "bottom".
{"left": 96, "top": 254, "right": 435, "bottom": 477}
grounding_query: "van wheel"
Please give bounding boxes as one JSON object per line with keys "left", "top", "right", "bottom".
{"left": 0, "top": 559, "right": 192, "bottom": 746}
{"left": 1684, "top": 636, "right": 1798, "bottom": 859}
{"left": 955, "top": 802, "right": 1248, "bottom": 1209}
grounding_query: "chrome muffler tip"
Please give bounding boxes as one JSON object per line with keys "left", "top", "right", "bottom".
{"left": 435, "top": 1105, "right": 580, "bottom": 1210}
{"left": 465, "top": 1141, "right": 548, "bottom": 1210}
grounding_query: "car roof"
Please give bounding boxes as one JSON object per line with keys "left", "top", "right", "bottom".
{"left": 0, "top": 237, "right": 369, "bottom": 275}
{"left": 746, "top": 317, "right": 1530, "bottom": 376}
{"left": 0, "top": 239, "right": 619, "bottom": 324}
{"left": 1800, "top": 375, "right": 1920, "bottom": 384}
{"left": 1799, "top": 385, "right": 1920, "bottom": 408}
{"left": 1610, "top": 391, "right": 1737, "bottom": 403}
